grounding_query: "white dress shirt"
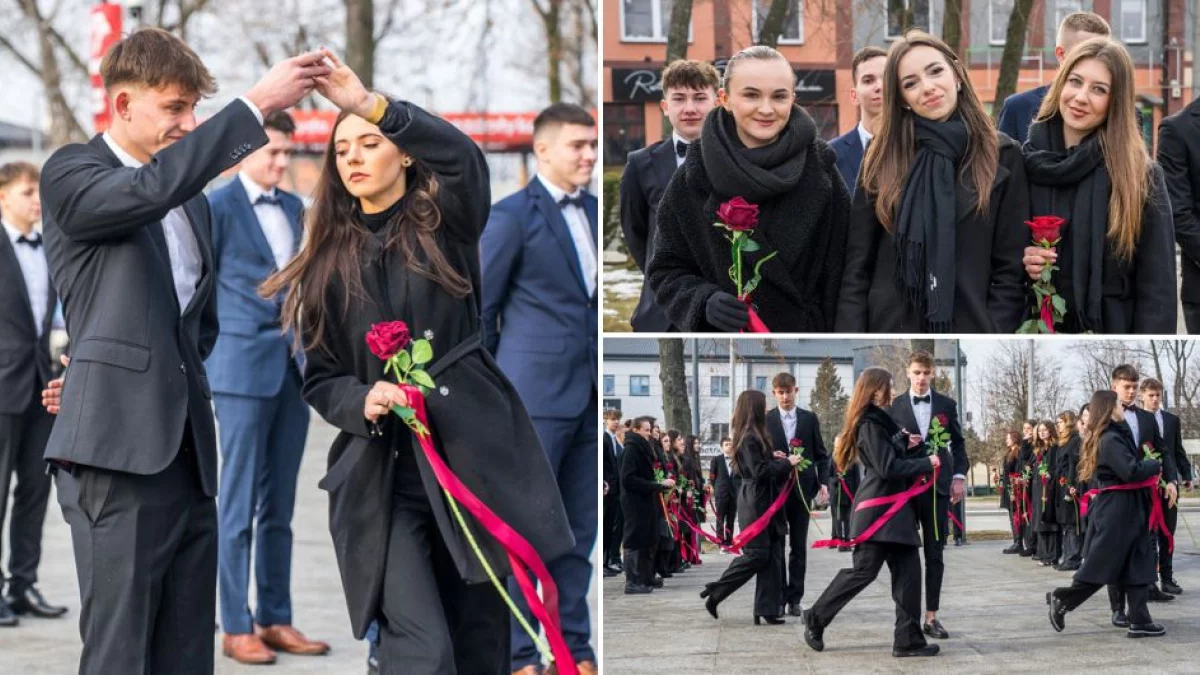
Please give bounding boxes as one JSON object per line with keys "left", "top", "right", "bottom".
{"left": 239, "top": 172, "right": 295, "bottom": 270}
{"left": 856, "top": 122, "right": 874, "bottom": 151}
{"left": 909, "top": 390, "right": 933, "bottom": 439}
{"left": 1154, "top": 408, "right": 1164, "bottom": 437}
{"left": 779, "top": 407, "right": 797, "bottom": 442}
{"left": 1124, "top": 405, "right": 1140, "bottom": 443}
{"left": 3, "top": 220, "right": 49, "bottom": 336}
{"left": 672, "top": 132, "right": 691, "bottom": 168}
{"left": 724, "top": 455, "right": 735, "bottom": 477}
{"left": 102, "top": 132, "right": 202, "bottom": 312}
{"left": 536, "top": 174, "right": 596, "bottom": 298}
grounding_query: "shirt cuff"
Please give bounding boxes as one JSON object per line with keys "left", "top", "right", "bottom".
{"left": 237, "top": 96, "right": 265, "bottom": 125}
{"left": 952, "top": 474, "right": 966, "bottom": 481}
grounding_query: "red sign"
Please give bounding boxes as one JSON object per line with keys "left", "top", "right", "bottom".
{"left": 89, "top": 3, "right": 123, "bottom": 133}
{"left": 289, "top": 109, "right": 543, "bottom": 153}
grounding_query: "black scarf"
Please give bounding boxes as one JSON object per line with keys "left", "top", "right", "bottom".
{"left": 700, "top": 104, "right": 817, "bottom": 203}
{"left": 1024, "top": 115, "right": 1108, "bottom": 332}
{"left": 893, "top": 115, "right": 969, "bottom": 333}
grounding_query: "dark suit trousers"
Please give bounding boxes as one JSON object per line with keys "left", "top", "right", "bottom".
{"left": 1184, "top": 302, "right": 1200, "bottom": 335}
{"left": 808, "top": 542, "right": 927, "bottom": 650}
{"left": 604, "top": 489, "right": 624, "bottom": 566}
{"left": 1066, "top": 582, "right": 1152, "bottom": 625}
{"left": 704, "top": 533, "right": 784, "bottom": 617}
{"left": 716, "top": 492, "right": 737, "bottom": 545}
{"left": 784, "top": 492, "right": 811, "bottom": 604}
{"left": 213, "top": 368, "right": 310, "bottom": 634}
{"left": 508, "top": 393, "right": 598, "bottom": 669}
{"left": 914, "top": 489, "right": 948, "bottom": 612}
{"left": 1158, "top": 495, "right": 1178, "bottom": 579}
{"left": 1061, "top": 526, "right": 1083, "bottom": 566}
{"left": 380, "top": 487, "right": 508, "bottom": 675}
{"left": 56, "top": 444, "right": 215, "bottom": 675}
{"left": 0, "top": 386, "right": 54, "bottom": 589}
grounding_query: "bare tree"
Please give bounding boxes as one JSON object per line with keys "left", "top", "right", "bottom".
{"left": 659, "top": 338, "right": 693, "bottom": 434}
{"left": 756, "top": 0, "right": 791, "bottom": 49}
{"left": 527, "top": 0, "right": 564, "bottom": 102}
{"left": 660, "top": 0, "right": 695, "bottom": 138}
{"left": 992, "top": 0, "right": 1036, "bottom": 121}
{"left": 1069, "top": 340, "right": 1149, "bottom": 397}
{"left": 941, "top": 0, "right": 963, "bottom": 56}
{"left": 978, "top": 341, "right": 1068, "bottom": 432}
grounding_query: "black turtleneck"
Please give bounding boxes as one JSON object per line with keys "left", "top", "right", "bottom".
{"left": 360, "top": 192, "right": 409, "bottom": 234}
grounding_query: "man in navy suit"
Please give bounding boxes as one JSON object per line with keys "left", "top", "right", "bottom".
{"left": 997, "top": 12, "right": 1110, "bottom": 143}
{"left": 829, "top": 46, "right": 886, "bottom": 198}
{"left": 482, "top": 102, "right": 599, "bottom": 675}
{"left": 206, "top": 111, "right": 329, "bottom": 664}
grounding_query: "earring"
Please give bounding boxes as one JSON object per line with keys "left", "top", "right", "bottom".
{"left": 403, "top": 158, "right": 413, "bottom": 167}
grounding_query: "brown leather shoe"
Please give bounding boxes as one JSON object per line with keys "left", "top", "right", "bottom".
{"left": 222, "top": 633, "right": 276, "bottom": 665}
{"left": 545, "top": 661, "right": 597, "bottom": 675}
{"left": 256, "top": 624, "right": 331, "bottom": 656}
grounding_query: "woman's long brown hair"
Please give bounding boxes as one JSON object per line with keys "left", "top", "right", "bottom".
{"left": 1034, "top": 37, "right": 1149, "bottom": 263}
{"left": 860, "top": 30, "right": 998, "bottom": 230}
{"left": 1004, "top": 430, "right": 1022, "bottom": 463}
{"left": 1056, "top": 410, "right": 1078, "bottom": 445}
{"left": 1033, "top": 420, "right": 1056, "bottom": 454}
{"left": 1079, "top": 391, "right": 1118, "bottom": 482}
{"left": 730, "top": 390, "right": 771, "bottom": 474}
{"left": 260, "top": 103, "right": 472, "bottom": 356}
{"left": 835, "top": 367, "right": 894, "bottom": 474}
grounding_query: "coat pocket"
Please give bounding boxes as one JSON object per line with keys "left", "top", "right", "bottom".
{"left": 77, "top": 469, "right": 114, "bottom": 526}
{"left": 72, "top": 337, "right": 151, "bottom": 372}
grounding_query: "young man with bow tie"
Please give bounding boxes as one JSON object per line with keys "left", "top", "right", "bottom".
{"left": 1138, "top": 378, "right": 1191, "bottom": 597}
{"left": 602, "top": 409, "right": 625, "bottom": 577}
{"left": 888, "top": 351, "right": 968, "bottom": 640}
{"left": 620, "top": 60, "right": 719, "bottom": 332}
{"left": 0, "top": 162, "right": 67, "bottom": 627}
{"left": 765, "top": 372, "right": 830, "bottom": 618}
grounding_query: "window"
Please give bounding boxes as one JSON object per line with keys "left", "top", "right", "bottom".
{"left": 989, "top": 0, "right": 1013, "bottom": 45}
{"left": 710, "top": 376, "right": 730, "bottom": 397}
{"left": 1119, "top": 0, "right": 1146, "bottom": 44}
{"left": 630, "top": 375, "right": 651, "bottom": 396}
{"left": 709, "top": 423, "right": 730, "bottom": 442}
{"left": 1054, "top": 0, "right": 1083, "bottom": 29}
{"left": 806, "top": 103, "right": 840, "bottom": 141}
{"left": 603, "top": 103, "right": 646, "bottom": 167}
{"left": 752, "top": 0, "right": 803, "bottom": 45}
{"left": 603, "top": 398, "right": 622, "bottom": 413}
{"left": 622, "top": 0, "right": 682, "bottom": 42}
{"left": 887, "top": 0, "right": 930, "bottom": 39}
{"left": 685, "top": 376, "right": 694, "bottom": 394}
{"left": 604, "top": 375, "right": 615, "bottom": 396}
{"left": 755, "top": 376, "right": 768, "bottom": 391}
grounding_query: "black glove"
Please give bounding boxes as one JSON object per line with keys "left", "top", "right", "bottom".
{"left": 705, "top": 292, "right": 749, "bottom": 332}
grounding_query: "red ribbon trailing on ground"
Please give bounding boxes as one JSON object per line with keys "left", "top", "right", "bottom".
{"left": 398, "top": 384, "right": 577, "bottom": 675}
{"left": 738, "top": 295, "right": 770, "bottom": 333}
{"left": 675, "top": 503, "right": 740, "bottom": 555}
{"left": 1080, "top": 474, "right": 1173, "bottom": 554}
{"left": 812, "top": 474, "right": 935, "bottom": 549}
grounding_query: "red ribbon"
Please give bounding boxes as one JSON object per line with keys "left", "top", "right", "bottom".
{"left": 947, "top": 507, "right": 964, "bottom": 533}
{"left": 837, "top": 475, "right": 854, "bottom": 502}
{"left": 676, "top": 503, "right": 742, "bottom": 555}
{"left": 397, "top": 384, "right": 576, "bottom": 674}
{"left": 738, "top": 295, "right": 770, "bottom": 333}
{"left": 1007, "top": 473, "right": 1021, "bottom": 530}
{"left": 812, "top": 473, "right": 935, "bottom": 549}
{"left": 1079, "top": 474, "right": 1173, "bottom": 554}
{"left": 1039, "top": 295, "right": 1056, "bottom": 334}
{"left": 722, "top": 473, "right": 795, "bottom": 552}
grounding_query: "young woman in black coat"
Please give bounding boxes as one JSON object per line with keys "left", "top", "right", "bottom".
{"left": 1018, "top": 420, "right": 1039, "bottom": 557}
{"left": 803, "top": 368, "right": 940, "bottom": 658}
{"left": 1000, "top": 431, "right": 1025, "bottom": 554}
{"left": 700, "top": 390, "right": 801, "bottom": 624}
{"left": 261, "top": 54, "right": 572, "bottom": 674}
{"left": 1056, "top": 408, "right": 1086, "bottom": 571}
{"left": 829, "top": 435, "right": 861, "bottom": 552}
{"left": 1031, "top": 420, "right": 1061, "bottom": 566}
{"left": 836, "top": 31, "right": 1027, "bottom": 333}
{"left": 1048, "top": 391, "right": 1166, "bottom": 637}
{"left": 619, "top": 418, "right": 674, "bottom": 593}
{"left": 1021, "top": 38, "right": 1176, "bottom": 333}
{"left": 646, "top": 45, "right": 850, "bottom": 332}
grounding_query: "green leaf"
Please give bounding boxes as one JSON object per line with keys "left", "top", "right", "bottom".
{"left": 392, "top": 404, "right": 415, "bottom": 419}
{"left": 395, "top": 350, "right": 412, "bottom": 373}
{"left": 410, "top": 369, "right": 436, "bottom": 390}
{"left": 741, "top": 276, "right": 761, "bottom": 297}
{"left": 740, "top": 238, "right": 760, "bottom": 253}
{"left": 1017, "top": 320, "right": 1038, "bottom": 334}
{"left": 411, "top": 339, "right": 433, "bottom": 365}
{"left": 712, "top": 222, "right": 726, "bottom": 229}
{"left": 1051, "top": 294, "right": 1067, "bottom": 315}
{"left": 1039, "top": 267, "right": 1053, "bottom": 284}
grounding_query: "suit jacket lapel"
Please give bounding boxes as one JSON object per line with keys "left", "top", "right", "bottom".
{"left": 651, "top": 141, "right": 678, "bottom": 192}
{"left": 284, "top": 196, "right": 304, "bottom": 249}
{"left": 529, "top": 179, "right": 587, "bottom": 295}
{"left": 894, "top": 396, "right": 920, "bottom": 436}
{"left": 230, "top": 178, "right": 280, "bottom": 270}
{"left": 0, "top": 236, "right": 36, "bottom": 337}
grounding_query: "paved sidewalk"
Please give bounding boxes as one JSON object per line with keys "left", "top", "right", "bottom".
{"left": 603, "top": 528, "right": 1199, "bottom": 673}
{"left": 1, "top": 416, "right": 598, "bottom": 673}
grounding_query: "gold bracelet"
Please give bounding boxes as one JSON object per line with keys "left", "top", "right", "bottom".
{"left": 364, "top": 93, "right": 387, "bottom": 125}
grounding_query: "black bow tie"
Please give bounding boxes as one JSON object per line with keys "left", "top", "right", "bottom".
{"left": 675, "top": 140, "right": 689, "bottom": 158}
{"left": 558, "top": 194, "right": 585, "bottom": 209}
{"left": 255, "top": 194, "right": 281, "bottom": 207}
{"left": 1124, "top": 404, "right": 1137, "bottom": 412}
{"left": 15, "top": 234, "right": 41, "bottom": 249}
{"left": 913, "top": 395, "right": 931, "bottom": 404}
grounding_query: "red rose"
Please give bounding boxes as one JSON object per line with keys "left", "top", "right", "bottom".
{"left": 653, "top": 462, "right": 662, "bottom": 471}
{"left": 1026, "top": 215, "right": 1065, "bottom": 245}
{"left": 717, "top": 197, "right": 760, "bottom": 231}
{"left": 1059, "top": 477, "right": 1068, "bottom": 486}
{"left": 366, "top": 321, "right": 412, "bottom": 360}
{"left": 789, "top": 438, "right": 803, "bottom": 448}
{"left": 935, "top": 413, "right": 948, "bottom": 426}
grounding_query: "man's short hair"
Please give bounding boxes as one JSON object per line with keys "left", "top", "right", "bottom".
{"left": 532, "top": 103, "right": 595, "bottom": 140}
{"left": 1112, "top": 364, "right": 1140, "bottom": 383}
{"left": 632, "top": 415, "right": 656, "bottom": 431}
{"left": 851, "top": 46, "right": 888, "bottom": 83}
{"left": 661, "top": 59, "right": 720, "bottom": 94}
{"left": 264, "top": 110, "right": 296, "bottom": 135}
{"left": 0, "top": 162, "right": 39, "bottom": 191}
{"left": 908, "top": 350, "right": 935, "bottom": 369}
{"left": 772, "top": 372, "right": 796, "bottom": 390}
{"left": 1140, "top": 378, "right": 1164, "bottom": 393}
{"left": 100, "top": 27, "right": 216, "bottom": 97}
{"left": 603, "top": 408, "right": 622, "bottom": 421}
{"left": 1058, "top": 11, "right": 1111, "bottom": 45}
{"left": 720, "top": 436, "right": 732, "bottom": 444}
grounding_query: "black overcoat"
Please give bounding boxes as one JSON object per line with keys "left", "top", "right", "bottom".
{"left": 735, "top": 433, "right": 792, "bottom": 546}
{"left": 1056, "top": 433, "right": 1083, "bottom": 529}
{"left": 850, "top": 406, "right": 935, "bottom": 547}
{"left": 620, "top": 433, "right": 664, "bottom": 550}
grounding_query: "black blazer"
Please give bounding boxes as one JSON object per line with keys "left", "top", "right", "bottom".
{"left": 603, "top": 431, "right": 622, "bottom": 495}
{"left": 40, "top": 100, "right": 266, "bottom": 495}
{"left": 734, "top": 433, "right": 792, "bottom": 545}
{"left": 1157, "top": 98, "right": 1200, "bottom": 305}
{"left": 835, "top": 134, "right": 1028, "bottom": 333}
{"left": 1162, "top": 410, "right": 1192, "bottom": 483}
{"left": 709, "top": 453, "right": 740, "bottom": 503}
{"left": 1128, "top": 406, "right": 1175, "bottom": 482}
{"left": 0, "top": 233, "right": 56, "bottom": 414}
{"left": 620, "top": 139, "right": 679, "bottom": 332}
{"left": 766, "top": 406, "right": 830, "bottom": 501}
{"left": 829, "top": 127, "right": 865, "bottom": 201}
{"left": 850, "top": 406, "right": 934, "bottom": 547}
{"left": 888, "top": 390, "right": 968, "bottom": 497}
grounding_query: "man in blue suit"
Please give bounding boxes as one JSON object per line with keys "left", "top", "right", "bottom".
{"left": 997, "top": 12, "right": 1110, "bottom": 143}
{"left": 829, "top": 46, "right": 886, "bottom": 199}
{"left": 206, "top": 111, "right": 329, "bottom": 665}
{"left": 481, "top": 102, "right": 599, "bottom": 675}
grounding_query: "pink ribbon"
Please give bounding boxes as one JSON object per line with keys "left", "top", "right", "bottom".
{"left": 812, "top": 473, "right": 935, "bottom": 549}
{"left": 398, "top": 384, "right": 577, "bottom": 674}
{"left": 947, "top": 507, "right": 964, "bottom": 533}
{"left": 837, "top": 475, "right": 854, "bottom": 502}
{"left": 738, "top": 295, "right": 770, "bottom": 333}
{"left": 676, "top": 503, "right": 741, "bottom": 555}
{"left": 1080, "top": 474, "right": 1173, "bottom": 554}
{"left": 1039, "top": 295, "right": 1056, "bottom": 334}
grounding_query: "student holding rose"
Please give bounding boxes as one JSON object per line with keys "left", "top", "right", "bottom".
{"left": 1019, "top": 38, "right": 1176, "bottom": 333}
{"left": 1056, "top": 409, "right": 1086, "bottom": 571}
{"left": 647, "top": 45, "right": 851, "bottom": 332}
{"left": 1000, "top": 430, "right": 1026, "bottom": 555}
{"left": 1031, "top": 420, "right": 1062, "bottom": 566}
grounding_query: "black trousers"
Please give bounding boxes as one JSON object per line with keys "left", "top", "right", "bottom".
{"left": 914, "top": 489, "right": 948, "bottom": 612}
{"left": 950, "top": 500, "right": 966, "bottom": 542}
{"left": 1058, "top": 582, "right": 1151, "bottom": 625}
{"left": 784, "top": 493, "right": 811, "bottom": 604}
{"left": 56, "top": 446, "right": 215, "bottom": 675}
{"left": 1183, "top": 301, "right": 1200, "bottom": 334}
{"left": 715, "top": 492, "right": 737, "bottom": 545}
{"left": 379, "top": 488, "right": 508, "bottom": 675}
{"left": 1158, "top": 495, "right": 1177, "bottom": 580}
{"left": 1022, "top": 508, "right": 1037, "bottom": 554}
{"left": 832, "top": 500, "right": 853, "bottom": 542}
{"left": 1007, "top": 507, "right": 1021, "bottom": 543}
{"left": 603, "top": 492, "right": 623, "bottom": 565}
{"left": 808, "top": 542, "right": 927, "bottom": 650}
{"left": 0, "top": 387, "right": 54, "bottom": 591}
{"left": 1060, "top": 525, "right": 1083, "bottom": 566}
{"left": 622, "top": 548, "right": 653, "bottom": 586}
{"left": 1037, "top": 529, "right": 1061, "bottom": 564}
{"left": 704, "top": 532, "right": 784, "bottom": 617}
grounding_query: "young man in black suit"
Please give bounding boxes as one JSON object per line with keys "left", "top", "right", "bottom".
{"left": 829, "top": 46, "right": 885, "bottom": 199}
{"left": 620, "top": 60, "right": 719, "bottom": 331}
{"left": 0, "top": 162, "right": 66, "bottom": 626}
{"left": 1158, "top": 93, "right": 1200, "bottom": 333}
{"left": 889, "top": 351, "right": 968, "bottom": 640}
{"left": 602, "top": 409, "right": 625, "bottom": 576}
{"left": 707, "top": 436, "right": 739, "bottom": 548}
{"left": 766, "top": 372, "right": 830, "bottom": 617}
{"left": 1138, "top": 378, "right": 1191, "bottom": 596}
{"left": 621, "top": 416, "right": 674, "bottom": 594}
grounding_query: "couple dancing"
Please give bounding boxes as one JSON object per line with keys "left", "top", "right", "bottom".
{"left": 40, "top": 28, "right": 572, "bottom": 675}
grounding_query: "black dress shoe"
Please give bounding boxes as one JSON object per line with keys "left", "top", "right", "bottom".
{"left": 754, "top": 615, "right": 785, "bottom": 625}
{"left": 954, "top": 539, "right": 963, "bottom": 547}
{"left": 1057, "top": 563, "right": 1080, "bottom": 572}
{"left": 893, "top": 644, "right": 940, "bottom": 657}
{"left": 1112, "top": 610, "right": 1130, "bottom": 628}
{"left": 1002, "top": 543, "right": 1023, "bottom": 554}
{"left": 649, "top": 576, "right": 663, "bottom": 588}
{"left": 603, "top": 568, "right": 618, "bottom": 578}
{"left": 1161, "top": 577, "right": 1183, "bottom": 595}
{"left": 704, "top": 596, "right": 719, "bottom": 620}
{"left": 922, "top": 619, "right": 949, "bottom": 639}
{"left": 623, "top": 583, "right": 652, "bottom": 595}
{"left": 787, "top": 600, "right": 803, "bottom": 617}
{"left": 602, "top": 564, "right": 621, "bottom": 575}
{"left": 801, "top": 611, "right": 824, "bottom": 652}
{"left": 1148, "top": 586, "right": 1175, "bottom": 602}
{"left": 1046, "top": 592, "right": 1066, "bottom": 632}
{"left": 1019, "top": 549, "right": 1035, "bottom": 557}
{"left": 5, "top": 586, "right": 66, "bottom": 619}
{"left": 1127, "top": 622, "right": 1166, "bottom": 638}
{"left": 0, "top": 599, "right": 17, "bottom": 627}
{"left": 837, "top": 545, "right": 852, "bottom": 552}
